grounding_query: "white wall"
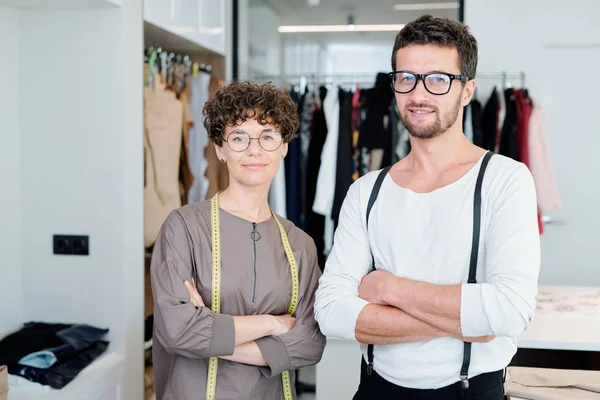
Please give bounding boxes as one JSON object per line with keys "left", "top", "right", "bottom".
{"left": 0, "top": 4, "right": 144, "bottom": 398}
{"left": 281, "top": 38, "right": 393, "bottom": 83}
{"left": 19, "top": 6, "right": 125, "bottom": 347}
{"left": 282, "top": 37, "right": 323, "bottom": 76}
{"left": 466, "top": 0, "right": 600, "bottom": 286}
{"left": 322, "top": 42, "right": 391, "bottom": 75}
{"left": 0, "top": 5, "right": 22, "bottom": 338}
{"left": 248, "top": 3, "right": 281, "bottom": 76}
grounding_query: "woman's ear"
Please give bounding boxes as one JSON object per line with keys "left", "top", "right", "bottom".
{"left": 214, "top": 142, "right": 225, "bottom": 162}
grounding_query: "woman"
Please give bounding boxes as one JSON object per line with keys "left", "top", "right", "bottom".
{"left": 150, "top": 81, "right": 326, "bottom": 400}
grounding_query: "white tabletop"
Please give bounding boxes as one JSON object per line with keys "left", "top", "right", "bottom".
{"left": 517, "top": 285, "right": 600, "bottom": 351}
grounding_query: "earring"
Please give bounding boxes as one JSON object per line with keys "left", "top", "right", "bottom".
{"left": 281, "top": 155, "right": 285, "bottom": 159}
{"left": 220, "top": 158, "right": 225, "bottom": 163}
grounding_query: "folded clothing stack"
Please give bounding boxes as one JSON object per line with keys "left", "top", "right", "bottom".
{"left": 0, "top": 322, "right": 109, "bottom": 390}
{"left": 0, "top": 365, "right": 8, "bottom": 400}
{"left": 505, "top": 366, "right": 600, "bottom": 400}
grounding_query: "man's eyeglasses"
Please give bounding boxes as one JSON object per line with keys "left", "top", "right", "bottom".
{"left": 224, "top": 129, "right": 283, "bottom": 152}
{"left": 389, "top": 71, "right": 469, "bottom": 95}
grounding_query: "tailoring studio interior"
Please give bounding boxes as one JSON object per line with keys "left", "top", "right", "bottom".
{"left": 0, "top": 0, "right": 599, "bottom": 399}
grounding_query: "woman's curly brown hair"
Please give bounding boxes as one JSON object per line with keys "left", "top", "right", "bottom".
{"left": 202, "top": 81, "right": 299, "bottom": 146}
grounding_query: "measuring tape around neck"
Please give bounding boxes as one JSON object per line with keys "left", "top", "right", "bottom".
{"left": 206, "top": 192, "right": 299, "bottom": 400}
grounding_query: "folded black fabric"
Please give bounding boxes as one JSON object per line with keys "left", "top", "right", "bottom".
{"left": 0, "top": 322, "right": 69, "bottom": 366}
{"left": 0, "top": 322, "right": 109, "bottom": 389}
{"left": 11, "top": 340, "right": 109, "bottom": 389}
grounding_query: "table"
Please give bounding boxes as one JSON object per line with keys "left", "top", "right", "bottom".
{"left": 315, "top": 285, "right": 600, "bottom": 399}
{"left": 517, "top": 285, "right": 600, "bottom": 351}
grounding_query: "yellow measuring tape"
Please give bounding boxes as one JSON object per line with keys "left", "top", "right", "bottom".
{"left": 206, "top": 192, "right": 299, "bottom": 400}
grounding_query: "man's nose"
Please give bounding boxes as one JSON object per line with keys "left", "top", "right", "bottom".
{"left": 408, "top": 78, "right": 430, "bottom": 100}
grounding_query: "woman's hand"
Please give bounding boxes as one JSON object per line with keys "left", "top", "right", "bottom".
{"left": 270, "top": 314, "right": 296, "bottom": 336}
{"left": 184, "top": 279, "right": 205, "bottom": 309}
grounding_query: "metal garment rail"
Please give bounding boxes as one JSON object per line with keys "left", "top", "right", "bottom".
{"left": 476, "top": 71, "right": 527, "bottom": 88}
{"left": 249, "top": 71, "right": 527, "bottom": 90}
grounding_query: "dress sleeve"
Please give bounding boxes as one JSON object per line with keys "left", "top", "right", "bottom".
{"left": 151, "top": 210, "right": 236, "bottom": 359}
{"left": 255, "top": 239, "right": 327, "bottom": 377}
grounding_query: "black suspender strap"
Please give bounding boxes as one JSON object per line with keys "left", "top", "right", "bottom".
{"left": 460, "top": 150, "right": 493, "bottom": 389}
{"left": 365, "top": 165, "right": 392, "bottom": 375}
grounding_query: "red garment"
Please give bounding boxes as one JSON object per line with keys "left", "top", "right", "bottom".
{"left": 513, "top": 89, "right": 543, "bottom": 234}
{"left": 514, "top": 90, "right": 533, "bottom": 167}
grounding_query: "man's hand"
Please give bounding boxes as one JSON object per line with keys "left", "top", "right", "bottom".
{"left": 359, "top": 270, "right": 396, "bottom": 305}
{"left": 184, "top": 279, "right": 205, "bottom": 309}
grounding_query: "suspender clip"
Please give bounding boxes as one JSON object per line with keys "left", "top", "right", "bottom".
{"left": 460, "top": 375, "right": 470, "bottom": 389}
{"left": 366, "top": 362, "right": 373, "bottom": 376}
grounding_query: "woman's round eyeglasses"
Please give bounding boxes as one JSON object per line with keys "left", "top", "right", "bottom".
{"left": 224, "top": 129, "right": 283, "bottom": 152}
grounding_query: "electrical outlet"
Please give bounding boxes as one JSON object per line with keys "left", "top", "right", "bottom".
{"left": 53, "top": 235, "right": 89, "bottom": 256}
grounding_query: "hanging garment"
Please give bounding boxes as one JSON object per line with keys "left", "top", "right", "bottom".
{"left": 204, "top": 144, "right": 229, "bottom": 200}
{"left": 464, "top": 103, "right": 474, "bottom": 142}
{"left": 351, "top": 88, "right": 362, "bottom": 181}
{"left": 514, "top": 89, "right": 532, "bottom": 167}
{"left": 269, "top": 158, "right": 287, "bottom": 218}
{"left": 179, "top": 86, "right": 195, "bottom": 205}
{"left": 313, "top": 85, "right": 340, "bottom": 256}
{"left": 390, "top": 97, "right": 410, "bottom": 163}
{"left": 499, "top": 88, "right": 520, "bottom": 161}
{"left": 284, "top": 90, "right": 303, "bottom": 228}
{"left": 305, "top": 87, "right": 328, "bottom": 270}
{"left": 144, "top": 73, "right": 184, "bottom": 248}
{"left": 0, "top": 322, "right": 109, "bottom": 390}
{"left": 480, "top": 87, "right": 501, "bottom": 151}
{"left": 358, "top": 73, "right": 394, "bottom": 172}
{"left": 528, "top": 100, "right": 561, "bottom": 214}
{"left": 332, "top": 89, "right": 354, "bottom": 229}
{"left": 150, "top": 202, "right": 325, "bottom": 400}
{"left": 203, "top": 78, "right": 230, "bottom": 200}
{"left": 298, "top": 89, "right": 316, "bottom": 230}
{"left": 470, "top": 98, "right": 483, "bottom": 146}
{"left": 187, "top": 71, "right": 211, "bottom": 203}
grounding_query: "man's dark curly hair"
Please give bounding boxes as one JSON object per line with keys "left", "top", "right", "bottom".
{"left": 392, "top": 15, "right": 478, "bottom": 79}
{"left": 202, "top": 81, "right": 299, "bottom": 146}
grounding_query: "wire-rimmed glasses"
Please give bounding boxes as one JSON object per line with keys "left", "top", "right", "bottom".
{"left": 224, "top": 129, "right": 283, "bottom": 152}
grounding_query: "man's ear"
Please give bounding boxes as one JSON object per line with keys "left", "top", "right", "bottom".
{"left": 462, "top": 79, "right": 476, "bottom": 106}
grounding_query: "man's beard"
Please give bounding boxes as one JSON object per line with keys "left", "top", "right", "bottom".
{"left": 399, "top": 96, "right": 462, "bottom": 139}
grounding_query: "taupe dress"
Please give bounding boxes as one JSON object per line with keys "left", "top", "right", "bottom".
{"left": 150, "top": 200, "right": 326, "bottom": 400}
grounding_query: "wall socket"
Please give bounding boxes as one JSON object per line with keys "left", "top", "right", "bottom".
{"left": 53, "top": 235, "right": 89, "bottom": 256}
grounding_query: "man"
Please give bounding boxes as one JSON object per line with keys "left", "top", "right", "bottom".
{"left": 314, "top": 15, "right": 540, "bottom": 400}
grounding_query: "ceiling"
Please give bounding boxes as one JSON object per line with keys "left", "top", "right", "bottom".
{"left": 254, "top": 0, "right": 460, "bottom": 26}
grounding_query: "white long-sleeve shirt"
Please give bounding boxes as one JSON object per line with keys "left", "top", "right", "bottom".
{"left": 314, "top": 153, "right": 540, "bottom": 389}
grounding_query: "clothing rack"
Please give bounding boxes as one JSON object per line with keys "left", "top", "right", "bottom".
{"left": 476, "top": 71, "right": 526, "bottom": 89}
{"left": 145, "top": 46, "right": 213, "bottom": 74}
{"left": 250, "top": 73, "right": 377, "bottom": 89}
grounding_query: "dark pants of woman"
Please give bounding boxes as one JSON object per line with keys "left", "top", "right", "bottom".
{"left": 353, "top": 359, "right": 508, "bottom": 400}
